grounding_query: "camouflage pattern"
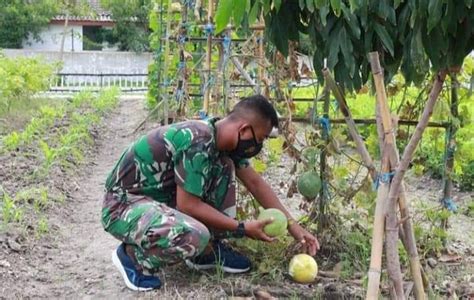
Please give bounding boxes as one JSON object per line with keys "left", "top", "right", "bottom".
{"left": 105, "top": 118, "right": 245, "bottom": 208}
{"left": 102, "top": 192, "right": 210, "bottom": 270}
{"left": 102, "top": 118, "right": 240, "bottom": 270}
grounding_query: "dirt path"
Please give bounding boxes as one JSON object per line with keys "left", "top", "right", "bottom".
{"left": 7, "top": 95, "right": 152, "bottom": 298}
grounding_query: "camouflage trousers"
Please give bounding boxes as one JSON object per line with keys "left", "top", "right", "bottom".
{"left": 101, "top": 160, "right": 236, "bottom": 271}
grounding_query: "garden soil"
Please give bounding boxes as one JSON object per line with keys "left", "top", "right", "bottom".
{"left": 0, "top": 96, "right": 472, "bottom": 299}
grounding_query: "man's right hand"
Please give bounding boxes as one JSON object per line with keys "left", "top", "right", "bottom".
{"left": 244, "top": 219, "right": 275, "bottom": 242}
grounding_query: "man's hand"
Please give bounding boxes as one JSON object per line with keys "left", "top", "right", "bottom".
{"left": 244, "top": 219, "right": 275, "bottom": 242}
{"left": 288, "top": 222, "right": 320, "bottom": 256}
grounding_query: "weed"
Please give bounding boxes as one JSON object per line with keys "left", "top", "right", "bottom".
{"left": 38, "top": 140, "right": 57, "bottom": 172}
{"left": 0, "top": 187, "right": 23, "bottom": 224}
{"left": 2, "top": 131, "right": 21, "bottom": 151}
{"left": 36, "top": 216, "right": 49, "bottom": 237}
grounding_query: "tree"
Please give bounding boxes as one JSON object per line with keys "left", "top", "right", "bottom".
{"left": 101, "top": 0, "right": 153, "bottom": 52}
{"left": 0, "top": 0, "right": 58, "bottom": 49}
{"left": 215, "top": 0, "right": 474, "bottom": 91}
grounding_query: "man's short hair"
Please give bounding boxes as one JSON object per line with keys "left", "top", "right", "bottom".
{"left": 228, "top": 95, "right": 279, "bottom": 128}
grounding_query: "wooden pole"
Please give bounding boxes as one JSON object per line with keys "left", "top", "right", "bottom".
{"left": 322, "top": 69, "right": 377, "bottom": 181}
{"left": 202, "top": 0, "right": 214, "bottom": 114}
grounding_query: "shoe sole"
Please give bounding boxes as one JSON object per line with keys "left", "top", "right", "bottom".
{"left": 184, "top": 259, "right": 250, "bottom": 274}
{"left": 112, "top": 249, "right": 153, "bottom": 292}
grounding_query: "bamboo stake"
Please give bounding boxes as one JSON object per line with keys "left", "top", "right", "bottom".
{"left": 366, "top": 143, "right": 391, "bottom": 299}
{"left": 161, "top": 0, "right": 174, "bottom": 125}
{"left": 202, "top": 0, "right": 213, "bottom": 114}
{"left": 370, "top": 60, "right": 405, "bottom": 300}
{"left": 230, "top": 56, "right": 257, "bottom": 90}
{"left": 387, "top": 69, "right": 447, "bottom": 214}
{"left": 387, "top": 70, "right": 447, "bottom": 298}
{"left": 369, "top": 51, "right": 427, "bottom": 299}
{"left": 441, "top": 72, "right": 459, "bottom": 217}
{"left": 176, "top": 3, "right": 189, "bottom": 117}
{"left": 322, "top": 69, "right": 377, "bottom": 180}
{"left": 318, "top": 89, "right": 330, "bottom": 228}
{"left": 257, "top": 15, "right": 264, "bottom": 94}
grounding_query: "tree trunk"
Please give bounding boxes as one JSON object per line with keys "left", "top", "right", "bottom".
{"left": 59, "top": 12, "right": 70, "bottom": 62}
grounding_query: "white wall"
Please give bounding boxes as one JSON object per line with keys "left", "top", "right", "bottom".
{"left": 2, "top": 49, "right": 152, "bottom": 74}
{"left": 22, "top": 24, "right": 83, "bottom": 52}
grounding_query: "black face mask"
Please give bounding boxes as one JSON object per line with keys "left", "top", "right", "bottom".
{"left": 229, "top": 126, "right": 263, "bottom": 161}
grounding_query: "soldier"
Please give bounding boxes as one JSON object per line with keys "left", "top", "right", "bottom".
{"left": 102, "top": 95, "right": 319, "bottom": 291}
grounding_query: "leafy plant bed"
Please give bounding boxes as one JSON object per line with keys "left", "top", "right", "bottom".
{"left": 0, "top": 88, "right": 120, "bottom": 237}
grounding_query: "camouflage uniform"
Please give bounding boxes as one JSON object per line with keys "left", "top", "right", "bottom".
{"left": 101, "top": 118, "right": 246, "bottom": 270}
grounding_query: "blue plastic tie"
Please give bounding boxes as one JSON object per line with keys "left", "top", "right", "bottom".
{"left": 223, "top": 35, "right": 231, "bottom": 52}
{"left": 204, "top": 23, "right": 214, "bottom": 36}
{"left": 441, "top": 197, "right": 457, "bottom": 212}
{"left": 175, "top": 89, "right": 184, "bottom": 101}
{"left": 199, "top": 110, "right": 208, "bottom": 120}
{"left": 184, "top": 0, "right": 194, "bottom": 8}
{"left": 318, "top": 117, "right": 331, "bottom": 134}
{"left": 178, "top": 35, "right": 186, "bottom": 44}
{"left": 178, "top": 61, "right": 186, "bottom": 69}
{"left": 372, "top": 172, "right": 395, "bottom": 190}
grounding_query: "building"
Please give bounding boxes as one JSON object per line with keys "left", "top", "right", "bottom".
{"left": 22, "top": 0, "right": 116, "bottom": 52}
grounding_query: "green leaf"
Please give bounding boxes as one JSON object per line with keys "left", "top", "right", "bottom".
{"left": 427, "top": 0, "right": 443, "bottom": 33}
{"left": 341, "top": 4, "right": 360, "bottom": 38}
{"left": 319, "top": 6, "right": 330, "bottom": 26}
{"left": 248, "top": 1, "right": 261, "bottom": 25}
{"left": 306, "top": 0, "right": 315, "bottom": 12}
{"left": 262, "top": 0, "right": 271, "bottom": 14}
{"left": 299, "top": 0, "right": 306, "bottom": 10}
{"left": 330, "top": 0, "right": 342, "bottom": 16}
{"left": 374, "top": 23, "right": 394, "bottom": 57}
{"left": 394, "top": 0, "right": 402, "bottom": 9}
{"left": 466, "top": 0, "right": 472, "bottom": 8}
{"left": 215, "top": 0, "right": 233, "bottom": 33}
{"left": 348, "top": 0, "right": 360, "bottom": 11}
{"left": 314, "top": 0, "right": 327, "bottom": 9}
{"left": 232, "top": 0, "right": 247, "bottom": 26}
{"left": 274, "top": 0, "right": 282, "bottom": 11}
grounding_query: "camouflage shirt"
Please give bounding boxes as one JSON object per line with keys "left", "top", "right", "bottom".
{"left": 105, "top": 118, "right": 247, "bottom": 209}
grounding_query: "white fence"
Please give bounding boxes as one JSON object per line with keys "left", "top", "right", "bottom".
{"left": 50, "top": 73, "right": 148, "bottom": 92}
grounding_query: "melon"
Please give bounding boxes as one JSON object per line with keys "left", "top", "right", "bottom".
{"left": 257, "top": 208, "right": 288, "bottom": 237}
{"left": 289, "top": 254, "right": 318, "bottom": 283}
{"left": 297, "top": 171, "right": 321, "bottom": 199}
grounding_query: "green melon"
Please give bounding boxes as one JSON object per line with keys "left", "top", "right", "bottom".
{"left": 257, "top": 208, "right": 288, "bottom": 237}
{"left": 297, "top": 171, "right": 321, "bottom": 199}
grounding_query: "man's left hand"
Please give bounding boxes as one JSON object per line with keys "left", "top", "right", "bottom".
{"left": 288, "top": 222, "right": 320, "bottom": 256}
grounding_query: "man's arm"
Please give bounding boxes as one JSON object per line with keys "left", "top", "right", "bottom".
{"left": 176, "top": 185, "right": 274, "bottom": 242}
{"left": 236, "top": 165, "right": 320, "bottom": 255}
